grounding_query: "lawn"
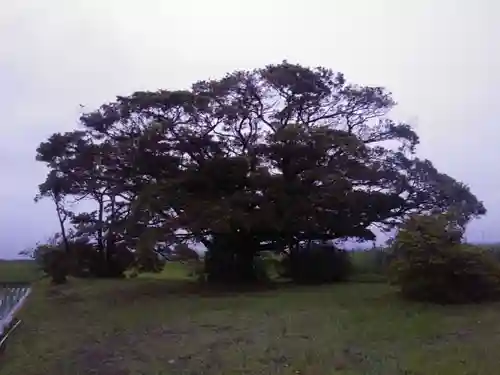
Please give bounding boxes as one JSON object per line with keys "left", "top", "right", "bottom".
{"left": 3, "top": 263, "right": 500, "bottom": 375}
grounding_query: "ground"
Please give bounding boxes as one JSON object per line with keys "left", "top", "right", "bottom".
{"left": 2, "top": 261, "right": 500, "bottom": 374}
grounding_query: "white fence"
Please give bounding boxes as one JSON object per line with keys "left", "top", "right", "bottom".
{"left": 0, "top": 286, "right": 31, "bottom": 337}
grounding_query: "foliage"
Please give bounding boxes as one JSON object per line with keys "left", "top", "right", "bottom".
{"left": 389, "top": 214, "right": 500, "bottom": 303}
{"left": 21, "top": 234, "right": 70, "bottom": 284}
{"left": 280, "top": 242, "right": 352, "bottom": 284}
{"left": 39, "top": 247, "right": 70, "bottom": 284}
{"left": 24, "top": 233, "right": 135, "bottom": 281}
{"left": 34, "top": 61, "right": 486, "bottom": 284}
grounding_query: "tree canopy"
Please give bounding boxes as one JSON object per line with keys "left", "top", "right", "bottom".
{"left": 35, "top": 61, "right": 486, "bottom": 282}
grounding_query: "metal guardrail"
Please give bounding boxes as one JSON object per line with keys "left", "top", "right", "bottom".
{"left": 0, "top": 286, "right": 30, "bottom": 339}
{"left": 0, "top": 318, "right": 21, "bottom": 352}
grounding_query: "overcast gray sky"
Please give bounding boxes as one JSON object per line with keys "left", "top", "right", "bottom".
{"left": 1, "top": 0, "right": 499, "bottom": 257}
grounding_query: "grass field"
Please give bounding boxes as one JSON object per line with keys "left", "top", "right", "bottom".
{"left": 1, "top": 262, "right": 500, "bottom": 374}
{"left": 0, "top": 260, "right": 41, "bottom": 284}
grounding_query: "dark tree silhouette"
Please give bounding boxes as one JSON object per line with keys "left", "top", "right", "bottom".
{"left": 35, "top": 61, "right": 486, "bottom": 282}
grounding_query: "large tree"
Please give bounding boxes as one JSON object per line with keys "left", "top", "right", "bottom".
{"left": 36, "top": 61, "right": 486, "bottom": 282}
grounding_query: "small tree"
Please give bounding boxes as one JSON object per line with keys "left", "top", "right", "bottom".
{"left": 23, "top": 233, "right": 70, "bottom": 284}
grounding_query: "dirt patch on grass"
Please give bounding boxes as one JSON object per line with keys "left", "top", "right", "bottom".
{"left": 54, "top": 330, "right": 152, "bottom": 375}
{"left": 51, "top": 319, "right": 252, "bottom": 375}
{"left": 58, "top": 346, "right": 133, "bottom": 375}
{"left": 49, "top": 314, "right": 378, "bottom": 375}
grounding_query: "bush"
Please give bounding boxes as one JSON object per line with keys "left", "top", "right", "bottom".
{"left": 389, "top": 214, "right": 500, "bottom": 304}
{"left": 281, "top": 242, "right": 352, "bottom": 284}
{"left": 69, "top": 241, "right": 135, "bottom": 278}
{"left": 94, "top": 244, "right": 136, "bottom": 278}
{"left": 30, "top": 235, "right": 138, "bottom": 280}
{"left": 68, "top": 238, "right": 98, "bottom": 277}
{"left": 39, "top": 247, "right": 70, "bottom": 284}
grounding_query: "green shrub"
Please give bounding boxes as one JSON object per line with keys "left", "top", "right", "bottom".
{"left": 70, "top": 242, "right": 135, "bottom": 278}
{"left": 389, "top": 214, "right": 500, "bottom": 304}
{"left": 39, "top": 247, "right": 71, "bottom": 284}
{"left": 68, "top": 238, "right": 98, "bottom": 277}
{"left": 281, "top": 243, "right": 352, "bottom": 284}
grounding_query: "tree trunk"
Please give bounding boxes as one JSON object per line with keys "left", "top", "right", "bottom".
{"left": 204, "top": 233, "right": 259, "bottom": 284}
{"left": 56, "top": 203, "right": 70, "bottom": 254}
{"left": 234, "top": 250, "right": 257, "bottom": 283}
{"left": 51, "top": 273, "right": 68, "bottom": 285}
{"left": 51, "top": 193, "right": 71, "bottom": 254}
{"left": 97, "top": 196, "right": 105, "bottom": 253}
